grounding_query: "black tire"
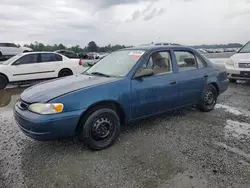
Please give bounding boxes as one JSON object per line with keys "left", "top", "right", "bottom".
{"left": 78, "top": 108, "right": 121, "bottom": 150}
{"left": 58, "top": 69, "right": 73, "bottom": 77}
{"left": 229, "top": 79, "right": 236, "bottom": 83}
{"left": 0, "top": 51, "right": 2, "bottom": 57}
{"left": 0, "top": 75, "right": 8, "bottom": 90}
{"left": 199, "top": 85, "right": 217, "bottom": 112}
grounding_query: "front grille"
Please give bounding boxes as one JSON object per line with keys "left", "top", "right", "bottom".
{"left": 238, "top": 63, "right": 250, "bottom": 68}
{"left": 232, "top": 72, "right": 250, "bottom": 78}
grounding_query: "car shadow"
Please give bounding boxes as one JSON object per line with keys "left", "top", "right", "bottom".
{"left": 20, "top": 107, "right": 192, "bottom": 187}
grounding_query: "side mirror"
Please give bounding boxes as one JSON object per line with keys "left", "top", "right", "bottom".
{"left": 134, "top": 68, "right": 154, "bottom": 79}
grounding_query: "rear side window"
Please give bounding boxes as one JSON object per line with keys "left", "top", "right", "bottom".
{"left": 174, "top": 51, "right": 197, "bottom": 72}
{"left": 40, "top": 53, "right": 62, "bottom": 62}
{"left": 15, "top": 54, "right": 39, "bottom": 65}
{"left": 7, "top": 43, "right": 17, "bottom": 47}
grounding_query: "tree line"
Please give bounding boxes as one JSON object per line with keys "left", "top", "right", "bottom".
{"left": 23, "top": 41, "right": 132, "bottom": 53}
{"left": 190, "top": 43, "right": 243, "bottom": 49}
{"left": 23, "top": 41, "right": 243, "bottom": 53}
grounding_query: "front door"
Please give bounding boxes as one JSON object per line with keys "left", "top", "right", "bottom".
{"left": 10, "top": 53, "right": 40, "bottom": 81}
{"left": 131, "top": 51, "right": 180, "bottom": 119}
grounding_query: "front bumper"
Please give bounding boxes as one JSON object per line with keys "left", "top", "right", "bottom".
{"left": 14, "top": 103, "right": 85, "bottom": 141}
{"left": 226, "top": 66, "right": 250, "bottom": 80}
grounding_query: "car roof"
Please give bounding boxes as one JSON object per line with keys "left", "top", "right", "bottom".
{"left": 20, "top": 51, "right": 60, "bottom": 55}
{"left": 55, "top": 49, "right": 75, "bottom": 53}
{"left": 122, "top": 45, "right": 193, "bottom": 51}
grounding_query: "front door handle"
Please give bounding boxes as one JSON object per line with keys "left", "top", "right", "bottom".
{"left": 204, "top": 74, "right": 208, "bottom": 78}
{"left": 170, "top": 80, "right": 177, "bottom": 85}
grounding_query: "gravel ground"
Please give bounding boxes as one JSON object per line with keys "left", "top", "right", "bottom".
{"left": 1, "top": 82, "right": 250, "bottom": 188}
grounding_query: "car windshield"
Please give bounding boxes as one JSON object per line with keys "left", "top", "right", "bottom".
{"left": 2, "top": 54, "right": 23, "bottom": 65}
{"left": 239, "top": 42, "right": 250, "bottom": 53}
{"left": 85, "top": 50, "right": 145, "bottom": 77}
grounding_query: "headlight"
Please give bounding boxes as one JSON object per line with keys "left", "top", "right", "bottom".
{"left": 28, "top": 103, "right": 64, "bottom": 114}
{"left": 225, "top": 58, "right": 235, "bottom": 66}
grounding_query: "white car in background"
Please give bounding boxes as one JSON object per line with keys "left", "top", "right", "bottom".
{"left": 225, "top": 41, "right": 250, "bottom": 82}
{"left": 0, "top": 52, "right": 85, "bottom": 89}
{"left": 0, "top": 43, "right": 33, "bottom": 59}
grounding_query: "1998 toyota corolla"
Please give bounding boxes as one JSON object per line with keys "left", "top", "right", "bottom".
{"left": 14, "top": 45, "right": 228, "bottom": 150}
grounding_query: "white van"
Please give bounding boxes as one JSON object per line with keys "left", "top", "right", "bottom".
{"left": 225, "top": 41, "right": 250, "bottom": 82}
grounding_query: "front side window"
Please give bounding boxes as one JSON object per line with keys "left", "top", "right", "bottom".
{"left": 239, "top": 42, "right": 250, "bottom": 53}
{"left": 14, "top": 54, "right": 38, "bottom": 65}
{"left": 40, "top": 53, "right": 62, "bottom": 62}
{"left": 85, "top": 50, "right": 145, "bottom": 77}
{"left": 174, "top": 51, "right": 197, "bottom": 72}
{"left": 142, "top": 51, "right": 172, "bottom": 75}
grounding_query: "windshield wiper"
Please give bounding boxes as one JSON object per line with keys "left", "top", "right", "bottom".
{"left": 90, "top": 72, "right": 110, "bottom": 77}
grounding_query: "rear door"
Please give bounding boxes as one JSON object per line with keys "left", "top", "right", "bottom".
{"left": 6, "top": 43, "right": 21, "bottom": 55}
{"left": 10, "top": 54, "right": 40, "bottom": 81}
{"left": 38, "top": 53, "right": 63, "bottom": 78}
{"left": 173, "top": 50, "right": 209, "bottom": 106}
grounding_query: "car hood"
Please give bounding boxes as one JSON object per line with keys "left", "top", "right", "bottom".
{"left": 21, "top": 74, "right": 122, "bottom": 103}
{"left": 21, "top": 46, "right": 33, "bottom": 51}
{"left": 231, "top": 53, "right": 250, "bottom": 63}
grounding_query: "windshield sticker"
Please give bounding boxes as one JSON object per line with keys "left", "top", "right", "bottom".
{"left": 128, "top": 51, "right": 145, "bottom": 56}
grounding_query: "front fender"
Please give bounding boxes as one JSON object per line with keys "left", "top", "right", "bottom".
{"left": 49, "top": 78, "right": 131, "bottom": 119}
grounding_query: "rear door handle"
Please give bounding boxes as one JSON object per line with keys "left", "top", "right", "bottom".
{"left": 204, "top": 74, "right": 208, "bottom": 78}
{"left": 170, "top": 80, "right": 177, "bottom": 85}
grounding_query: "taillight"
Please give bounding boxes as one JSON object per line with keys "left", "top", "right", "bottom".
{"left": 78, "top": 59, "right": 83, "bottom": 66}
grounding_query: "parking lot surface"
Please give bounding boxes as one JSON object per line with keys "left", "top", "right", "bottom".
{"left": 0, "top": 81, "right": 250, "bottom": 188}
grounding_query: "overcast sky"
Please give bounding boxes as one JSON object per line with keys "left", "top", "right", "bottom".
{"left": 1, "top": 0, "right": 250, "bottom": 47}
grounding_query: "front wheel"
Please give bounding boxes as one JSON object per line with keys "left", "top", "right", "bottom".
{"left": 0, "top": 75, "right": 8, "bottom": 90}
{"left": 78, "top": 108, "right": 121, "bottom": 150}
{"left": 199, "top": 85, "right": 217, "bottom": 112}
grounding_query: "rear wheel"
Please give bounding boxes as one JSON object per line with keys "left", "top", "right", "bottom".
{"left": 0, "top": 75, "right": 8, "bottom": 90}
{"left": 78, "top": 108, "right": 121, "bottom": 150}
{"left": 58, "top": 69, "right": 73, "bottom": 77}
{"left": 199, "top": 85, "right": 217, "bottom": 112}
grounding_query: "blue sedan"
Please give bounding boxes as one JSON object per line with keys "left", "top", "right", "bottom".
{"left": 14, "top": 45, "right": 228, "bottom": 150}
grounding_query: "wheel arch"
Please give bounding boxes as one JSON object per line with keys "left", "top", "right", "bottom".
{"left": 0, "top": 72, "right": 9, "bottom": 82}
{"left": 58, "top": 68, "right": 73, "bottom": 76}
{"left": 75, "top": 100, "right": 126, "bottom": 132}
{"left": 209, "top": 82, "right": 219, "bottom": 95}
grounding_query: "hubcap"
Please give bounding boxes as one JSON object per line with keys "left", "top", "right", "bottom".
{"left": 204, "top": 91, "right": 214, "bottom": 106}
{"left": 91, "top": 116, "right": 113, "bottom": 141}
